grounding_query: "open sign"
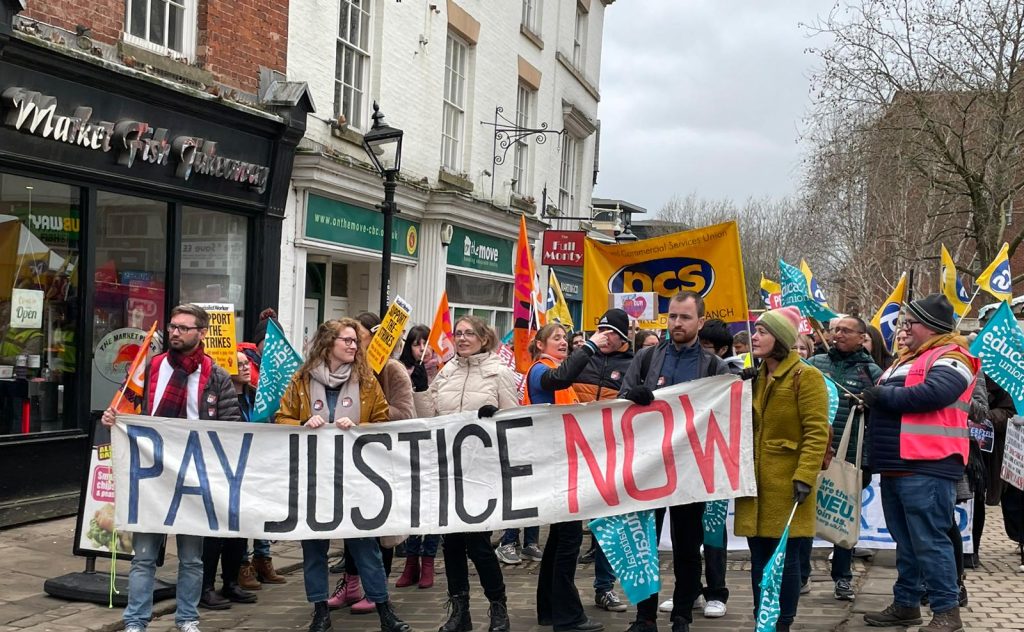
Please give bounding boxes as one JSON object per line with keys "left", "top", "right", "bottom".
{"left": 9, "top": 288, "right": 44, "bottom": 329}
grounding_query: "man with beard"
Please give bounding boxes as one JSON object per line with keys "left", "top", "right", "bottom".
{"left": 619, "top": 291, "right": 731, "bottom": 632}
{"left": 102, "top": 304, "right": 241, "bottom": 632}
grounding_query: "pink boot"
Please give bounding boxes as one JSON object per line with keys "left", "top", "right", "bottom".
{"left": 350, "top": 596, "right": 376, "bottom": 614}
{"left": 327, "top": 574, "right": 362, "bottom": 609}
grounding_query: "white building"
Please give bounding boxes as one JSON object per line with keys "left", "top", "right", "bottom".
{"left": 280, "top": 0, "right": 614, "bottom": 345}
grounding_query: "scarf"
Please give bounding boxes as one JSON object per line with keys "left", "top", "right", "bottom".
{"left": 308, "top": 362, "right": 361, "bottom": 424}
{"left": 155, "top": 344, "right": 205, "bottom": 418}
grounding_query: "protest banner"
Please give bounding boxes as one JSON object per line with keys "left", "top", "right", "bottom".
{"left": 366, "top": 296, "right": 412, "bottom": 374}
{"left": 252, "top": 319, "right": 303, "bottom": 422}
{"left": 110, "top": 375, "right": 755, "bottom": 540}
{"left": 779, "top": 260, "right": 838, "bottom": 324}
{"left": 970, "top": 301, "right": 1024, "bottom": 415}
{"left": 1002, "top": 420, "right": 1024, "bottom": 491}
{"left": 583, "top": 222, "right": 748, "bottom": 329}
{"left": 195, "top": 303, "right": 238, "bottom": 374}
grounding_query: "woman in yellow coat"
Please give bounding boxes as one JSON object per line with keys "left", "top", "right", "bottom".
{"left": 734, "top": 307, "right": 830, "bottom": 632}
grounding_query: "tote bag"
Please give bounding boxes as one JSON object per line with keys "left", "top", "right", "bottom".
{"left": 815, "top": 409, "right": 864, "bottom": 549}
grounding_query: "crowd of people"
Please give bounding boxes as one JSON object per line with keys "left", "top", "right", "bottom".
{"left": 99, "top": 292, "right": 1022, "bottom": 632}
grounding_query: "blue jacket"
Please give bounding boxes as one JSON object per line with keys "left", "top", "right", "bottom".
{"left": 867, "top": 335, "right": 975, "bottom": 481}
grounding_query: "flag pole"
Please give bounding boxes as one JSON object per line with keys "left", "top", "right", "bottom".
{"left": 955, "top": 287, "right": 981, "bottom": 329}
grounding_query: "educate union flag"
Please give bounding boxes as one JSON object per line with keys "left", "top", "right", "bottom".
{"left": 969, "top": 300, "right": 1024, "bottom": 415}
{"left": 252, "top": 319, "right": 303, "bottom": 422}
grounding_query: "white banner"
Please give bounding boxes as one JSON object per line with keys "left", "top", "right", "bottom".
{"left": 111, "top": 375, "right": 755, "bottom": 540}
{"left": 1002, "top": 419, "right": 1024, "bottom": 491}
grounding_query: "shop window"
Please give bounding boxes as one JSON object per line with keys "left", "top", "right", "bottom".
{"left": 180, "top": 207, "right": 248, "bottom": 334}
{"left": 0, "top": 174, "right": 81, "bottom": 435}
{"left": 330, "top": 262, "right": 349, "bottom": 297}
{"left": 447, "top": 274, "right": 512, "bottom": 307}
{"left": 124, "top": 0, "right": 197, "bottom": 59}
{"left": 91, "top": 192, "right": 168, "bottom": 411}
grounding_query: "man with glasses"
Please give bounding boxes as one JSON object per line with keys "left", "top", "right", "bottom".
{"left": 102, "top": 303, "right": 242, "bottom": 632}
{"left": 860, "top": 295, "right": 979, "bottom": 632}
{"left": 808, "top": 316, "right": 881, "bottom": 601}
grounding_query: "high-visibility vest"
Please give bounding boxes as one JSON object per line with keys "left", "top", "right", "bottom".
{"left": 522, "top": 357, "right": 580, "bottom": 406}
{"left": 899, "top": 344, "right": 979, "bottom": 465}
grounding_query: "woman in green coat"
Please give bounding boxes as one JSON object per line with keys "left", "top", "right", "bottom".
{"left": 734, "top": 307, "right": 830, "bottom": 632}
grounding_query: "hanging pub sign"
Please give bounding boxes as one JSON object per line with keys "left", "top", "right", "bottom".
{"left": 1, "top": 86, "right": 271, "bottom": 193}
{"left": 542, "top": 230, "right": 585, "bottom": 267}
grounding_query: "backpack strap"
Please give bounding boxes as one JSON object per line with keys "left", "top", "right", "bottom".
{"left": 639, "top": 345, "right": 655, "bottom": 384}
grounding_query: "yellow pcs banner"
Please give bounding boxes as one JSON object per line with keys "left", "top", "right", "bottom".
{"left": 583, "top": 222, "right": 749, "bottom": 329}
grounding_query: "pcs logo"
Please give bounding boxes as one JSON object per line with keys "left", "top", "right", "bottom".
{"left": 608, "top": 258, "right": 715, "bottom": 313}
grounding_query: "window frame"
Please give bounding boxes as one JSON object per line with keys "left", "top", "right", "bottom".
{"left": 512, "top": 84, "right": 535, "bottom": 196}
{"left": 558, "top": 135, "right": 579, "bottom": 216}
{"left": 572, "top": 5, "right": 587, "bottom": 68}
{"left": 123, "top": 0, "right": 197, "bottom": 60}
{"left": 335, "top": 0, "right": 373, "bottom": 131}
{"left": 441, "top": 33, "right": 470, "bottom": 172}
{"left": 521, "top": 0, "right": 541, "bottom": 34}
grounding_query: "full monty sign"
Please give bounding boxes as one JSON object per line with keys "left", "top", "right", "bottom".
{"left": 111, "top": 375, "right": 755, "bottom": 539}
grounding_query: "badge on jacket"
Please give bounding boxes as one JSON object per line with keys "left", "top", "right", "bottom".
{"left": 206, "top": 393, "right": 216, "bottom": 404}
{"left": 611, "top": 371, "right": 621, "bottom": 380}
{"left": 313, "top": 400, "right": 324, "bottom": 411}
{"left": 657, "top": 376, "right": 666, "bottom": 386}
{"left": 341, "top": 397, "right": 353, "bottom": 408}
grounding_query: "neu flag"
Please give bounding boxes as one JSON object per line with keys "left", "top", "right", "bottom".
{"left": 976, "top": 243, "right": 1013, "bottom": 302}
{"left": 780, "top": 259, "right": 838, "bottom": 323}
{"left": 252, "top": 319, "right": 303, "bottom": 422}
{"left": 546, "top": 269, "right": 575, "bottom": 330}
{"left": 755, "top": 503, "right": 799, "bottom": 632}
{"left": 870, "top": 273, "right": 907, "bottom": 353}
{"left": 589, "top": 510, "right": 660, "bottom": 604}
{"left": 110, "top": 321, "right": 158, "bottom": 413}
{"left": 969, "top": 301, "right": 1024, "bottom": 415}
{"left": 800, "top": 259, "right": 831, "bottom": 308}
{"left": 760, "top": 274, "right": 782, "bottom": 309}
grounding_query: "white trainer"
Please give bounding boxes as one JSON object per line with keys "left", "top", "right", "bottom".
{"left": 658, "top": 598, "right": 673, "bottom": 613}
{"left": 703, "top": 600, "right": 727, "bottom": 618}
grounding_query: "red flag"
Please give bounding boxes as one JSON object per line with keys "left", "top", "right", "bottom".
{"left": 427, "top": 291, "right": 456, "bottom": 363}
{"left": 109, "top": 321, "right": 157, "bottom": 414}
{"left": 513, "top": 216, "right": 537, "bottom": 373}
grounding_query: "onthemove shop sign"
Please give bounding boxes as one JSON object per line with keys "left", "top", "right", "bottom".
{"left": 448, "top": 226, "right": 513, "bottom": 273}
{"left": 464, "top": 236, "right": 500, "bottom": 263}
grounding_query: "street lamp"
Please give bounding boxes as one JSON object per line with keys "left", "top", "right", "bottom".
{"left": 361, "top": 101, "right": 404, "bottom": 316}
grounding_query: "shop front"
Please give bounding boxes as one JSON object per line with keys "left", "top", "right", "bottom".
{"left": 446, "top": 226, "right": 516, "bottom": 337}
{"left": 0, "top": 22, "right": 309, "bottom": 526}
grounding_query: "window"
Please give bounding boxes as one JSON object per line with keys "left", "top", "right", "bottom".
{"left": 335, "top": 0, "right": 371, "bottom": 129}
{"left": 512, "top": 85, "right": 534, "bottom": 195}
{"left": 0, "top": 174, "right": 80, "bottom": 435}
{"left": 441, "top": 34, "right": 469, "bottom": 171}
{"left": 522, "top": 0, "right": 541, "bottom": 33}
{"left": 124, "top": 0, "right": 195, "bottom": 58}
{"left": 179, "top": 207, "right": 248, "bottom": 334}
{"left": 573, "top": 5, "right": 587, "bottom": 68}
{"left": 559, "top": 136, "right": 579, "bottom": 215}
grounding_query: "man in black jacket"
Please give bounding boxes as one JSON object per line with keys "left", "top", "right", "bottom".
{"left": 619, "top": 291, "right": 730, "bottom": 632}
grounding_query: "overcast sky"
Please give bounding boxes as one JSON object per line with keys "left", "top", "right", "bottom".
{"left": 592, "top": 0, "right": 834, "bottom": 216}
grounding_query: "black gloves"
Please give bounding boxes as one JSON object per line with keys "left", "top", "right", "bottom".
{"left": 740, "top": 367, "right": 758, "bottom": 381}
{"left": 860, "top": 386, "right": 881, "bottom": 409}
{"left": 623, "top": 386, "right": 655, "bottom": 406}
{"left": 478, "top": 405, "right": 499, "bottom": 419}
{"left": 793, "top": 480, "right": 812, "bottom": 505}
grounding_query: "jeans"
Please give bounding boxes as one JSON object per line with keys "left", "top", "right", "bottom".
{"left": 593, "top": 545, "right": 615, "bottom": 594}
{"left": 405, "top": 534, "right": 440, "bottom": 557}
{"left": 537, "top": 521, "right": 585, "bottom": 630}
{"left": 202, "top": 537, "right": 245, "bottom": 589}
{"left": 702, "top": 544, "right": 729, "bottom": 603}
{"left": 749, "top": 536, "right": 808, "bottom": 627}
{"left": 124, "top": 532, "right": 204, "bottom": 628}
{"left": 880, "top": 474, "right": 959, "bottom": 613}
{"left": 636, "top": 503, "right": 705, "bottom": 624}
{"left": 500, "top": 526, "right": 539, "bottom": 547}
{"left": 442, "top": 531, "right": 505, "bottom": 600}
{"left": 831, "top": 545, "right": 853, "bottom": 582}
{"left": 797, "top": 538, "right": 812, "bottom": 586}
{"left": 302, "top": 538, "right": 388, "bottom": 604}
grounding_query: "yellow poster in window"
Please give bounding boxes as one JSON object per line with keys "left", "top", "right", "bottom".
{"left": 196, "top": 303, "right": 238, "bottom": 374}
{"left": 582, "top": 222, "right": 749, "bottom": 329}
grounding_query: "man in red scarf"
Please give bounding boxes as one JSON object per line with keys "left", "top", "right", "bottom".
{"left": 102, "top": 303, "right": 241, "bottom": 632}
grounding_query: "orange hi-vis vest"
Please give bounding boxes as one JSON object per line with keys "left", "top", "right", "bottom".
{"left": 521, "top": 357, "right": 580, "bottom": 405}
{"left": 900, "top": 344, "right": 979, "bottom": 466}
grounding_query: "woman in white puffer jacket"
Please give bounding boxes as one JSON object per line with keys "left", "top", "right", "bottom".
{"left": 413, "top": 315, "right": 518, "bottom": 632}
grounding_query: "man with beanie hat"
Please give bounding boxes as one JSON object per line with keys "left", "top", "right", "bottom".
{"left": 861, "top": 294, "right": 979, "bottom": 632}
{"left": 618, "top": 292, "right": 730, "bottom": 632}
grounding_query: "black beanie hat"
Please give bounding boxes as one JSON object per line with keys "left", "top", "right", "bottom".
{"left": 597, "top": 308, "right": 630, "bottom": 339}
{"left": 904, "top": 293, "right": 956, "bottom": 334}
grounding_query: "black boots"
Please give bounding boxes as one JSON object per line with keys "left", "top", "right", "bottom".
{"left": 309, "top": 601, "right": 332, "bottom": 632}
{"left": 377, "top": 600, "right": 412, "bottom": 632}
{"left": 488, "top": 598, "right": 511, "bottom": 632}
{"left": 439, "top": 592, "right": 472, "bottom": 632}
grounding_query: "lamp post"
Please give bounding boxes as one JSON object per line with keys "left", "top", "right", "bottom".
{"left": 361, "top": 101, "right": 404, "bottom": 316}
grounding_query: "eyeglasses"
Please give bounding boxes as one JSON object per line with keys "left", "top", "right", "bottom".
{"left": 901, "top": 319, "right": 920, "bottom": 330}
{"left": 453, "top": 330, "right": 478, "bottom": 339}
{"left": 335, "top": 336, "right": 359, "bottom": 346}
{"left": 237, "top": 360, "right": 251, "bottom": 368}
{"left": 831, "top": 327, "right": 863, "bottom": 335}
{"left": 167, "top": 323, "right": 203, "bottom": 333}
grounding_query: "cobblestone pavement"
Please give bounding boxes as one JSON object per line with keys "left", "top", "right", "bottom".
{"left": 1, "top": 517, "right": 1022, "bottom": 631}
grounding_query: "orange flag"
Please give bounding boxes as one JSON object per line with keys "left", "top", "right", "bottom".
{"left": 109, "top": 321, "right": 158, "bottom": 414}
{"left": 513, "top": 216, "right": 537, "bottom": 373}
{"left": 427, "top": 291, "right": 456, "bottom": 363}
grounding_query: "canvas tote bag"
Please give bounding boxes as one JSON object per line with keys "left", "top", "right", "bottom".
{"left": 815, "top": 409, "right": 864, "bottom": 549}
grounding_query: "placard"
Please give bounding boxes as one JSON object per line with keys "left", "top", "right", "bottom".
{"left": 612, "top": 292, "right": 657, "bottom": 322}
{"left": 1002, "top": 419, "right": 1024, "bottom": 491}
{"left": 195, "top": 303, "right": 238, "bottom": 374}
{"left": 366, "top": 296, "right": 411, "bottom": 374}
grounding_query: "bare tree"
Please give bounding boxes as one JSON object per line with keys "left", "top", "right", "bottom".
{"left": 805, "top": 0, "right": 1024, "bottom": 288}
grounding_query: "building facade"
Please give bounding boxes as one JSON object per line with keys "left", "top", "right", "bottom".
{"left": 0, "top": 0, "right": 310, "bottom": 526}
{"left": 281, "top": 0, "right": 613, "bottom": 345}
